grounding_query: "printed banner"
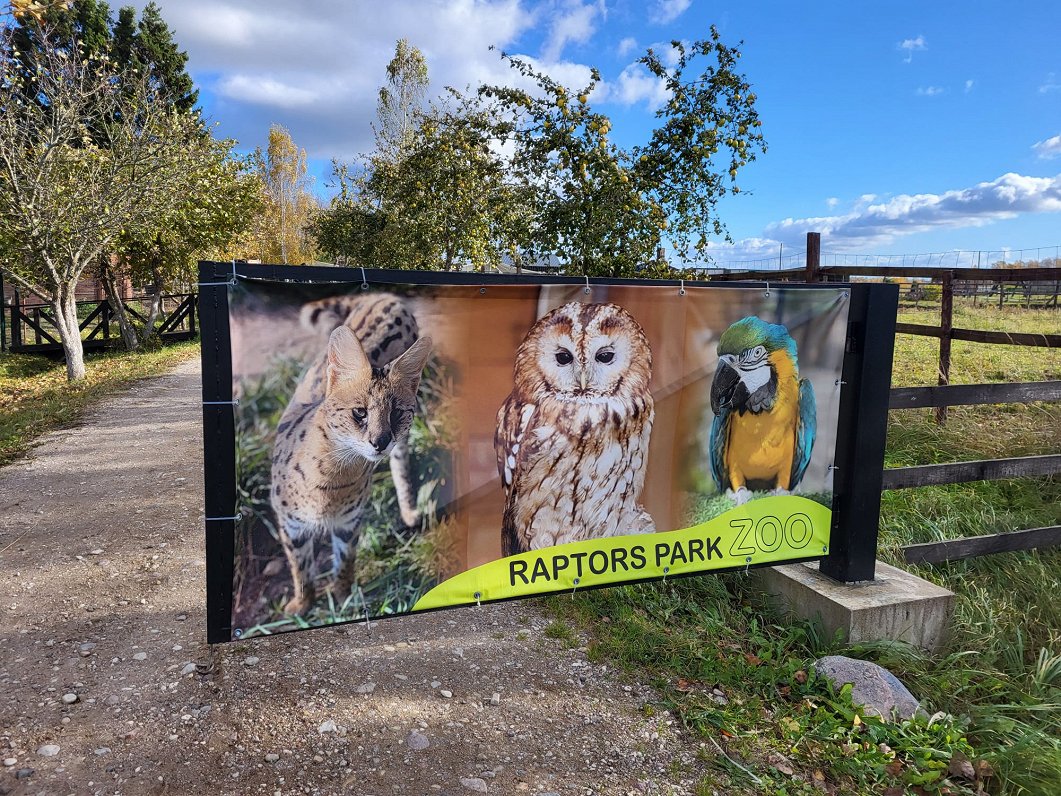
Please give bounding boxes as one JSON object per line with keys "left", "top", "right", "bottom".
{"left": 219, "top": 274, "right": 850, "bottom": 638}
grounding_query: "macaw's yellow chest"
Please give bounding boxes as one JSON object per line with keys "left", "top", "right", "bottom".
{"left": 726, "top": 354, "right": 800, "bottom": 491}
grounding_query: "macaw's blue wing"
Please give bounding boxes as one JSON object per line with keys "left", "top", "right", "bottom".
{"left": 790, "top": 378, "right": 816, "bottom": 489}
{"left": 709, "top": 409, "right": 729, "bottom": 492}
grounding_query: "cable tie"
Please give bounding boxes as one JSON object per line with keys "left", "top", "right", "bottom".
{"left": 679, "top": 280, "right": 686, "bottom": 296}
{"left": 202, "top": 399, "right": 239, "bottom": 406}
{"left": 205, "top": 514, "right": 241, "bottom": 522}
{"left": 583, "top": 276, "right": 590, "bottom": 294}
{"left": 360, "top": 267, "right": 369, "bottom": 290}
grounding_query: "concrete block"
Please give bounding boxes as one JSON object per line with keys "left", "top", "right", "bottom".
{"left": 758, "top": 560, "right": 955, "bottom": 652}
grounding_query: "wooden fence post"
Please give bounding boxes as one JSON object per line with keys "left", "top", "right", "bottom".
{"left": 936, "top": 271, "right": 954, "bottom": 425}
{"left": 805, "top": 232, "right": 821, "bottom": 282}
{"left": 11, "top": 290, "right": 21, "bottom": 349}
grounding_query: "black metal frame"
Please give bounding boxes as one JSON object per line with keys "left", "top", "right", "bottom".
{"left": 198, "top": 261, "right": 897, "bottom": 643}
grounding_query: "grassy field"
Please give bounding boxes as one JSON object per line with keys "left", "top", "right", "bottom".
{"left": 0, "top": 341, "right": 199, "bottom": 466}
{"left": 545, "top": 301, "right": 1060, "bottom": 796}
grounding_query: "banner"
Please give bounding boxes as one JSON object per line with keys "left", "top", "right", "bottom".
{"left": 203, "top": 268, "right": 856, "bottom": 640}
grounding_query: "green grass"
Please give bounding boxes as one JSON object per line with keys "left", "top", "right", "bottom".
{"left": 545, "top": 300, "right": 1061, "bottom": 795}
{"left": 0, "top": 341, "right": 199, "bottom": 466}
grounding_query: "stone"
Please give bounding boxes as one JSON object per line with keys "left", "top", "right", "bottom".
{"left": 36, "top": 744, "right": 60, "bottom": 757}
{"left": 759, "top": 561, "right": 954, "bottom": 652}
{"left": 406, "top": 731, "right": 430, "bottom": 751}
{"left": 355, "top": 682, "right": 376, "bottom": 694}
{"left": 61, "top": 693, "right": 78, "bottom": 704}
{"left": 181, "top": 662, "right": 197, "bottom": 676}
{"left": 105, "top": 695, "right": 120, "bottom": 706}
{"left": 440, "top": 690, "right": 453, "bottom": 699}
{"left": 132, "top": 652, "right": 147, "bottom": 661}
{"left": 16, "top": 768, "right": 33, "bottom": 779}
{"left": 813, "top": 655, "right": 921, "bottom": 720}
{"left": 460, "top": 777, "right": 488, "bottom": 793}
{"left": 244, "top": 656, "right": 260, "bottom": 666}
{"left": 78, "top": 642, "right": 96, "bottom": 657}
{"left": 264, "top": 753, "right": 280, "bottom": 763}
{"left": 2, "top": 758, "right": 15, "bottom": 767}
{"left": 489, "top": 692, "right": 501, "bottom": 706}
{"left": 94, "top": 748, "right": 111, "bottom": 756}
{"left": 318, "top": 720, "right": 338, "bottom": 734}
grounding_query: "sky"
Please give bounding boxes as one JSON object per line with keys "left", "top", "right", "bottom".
{"left": 128, "top": 0, "right": 1061, "bottom": 267}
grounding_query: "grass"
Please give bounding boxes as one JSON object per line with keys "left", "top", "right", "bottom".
{"left": 545, "top": 300, "right": 1061, "bottom": 795}
{"left": 0, "top": 341, "right": 199, "bottom": 466}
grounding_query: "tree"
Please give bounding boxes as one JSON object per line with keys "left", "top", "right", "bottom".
{"left": 480, "top": 28, "right": 764, "bottom": 275}
{"left": 242, "top": 124, "right": 318, "bottom": 264}
{"left": 373, "top": 38, "right": 429, "bottom": 170}
{"left": 0, "top": 24, "right": 202, "bottom": 379}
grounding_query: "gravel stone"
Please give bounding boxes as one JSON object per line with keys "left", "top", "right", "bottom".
{"left": 264, "top": 753, "right": 280, "bottom": 763}
{"left": 813, "top": 655, "right": 921, "bottom": 720}
{"left": 132, "top": 652, "right": 147, "bottom": 661}
{"left": 406, "top": 731, "right": 430, "bottom": 751}
{"left": 2, "top": 758, "right": 16, "bottom": 767}
{"left": 318, "top": 720, "right": 338, "bottom": 734}
{"left": 355, "top": 681, "right": 376, "bottom": 694}
{"left": 36, "top": 745, "right": 60, "bottom": 757}
{"left": 460, "top": 777, "right": 488, "bottom": 792}
{"left": 244, "top": 656, "right": 260, "bottom": 666}
{"left": 440, "top": 689, "right": 453, "bottom": 699}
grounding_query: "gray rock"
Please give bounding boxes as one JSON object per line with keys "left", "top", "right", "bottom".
{"left": 244, "top": 656, "right": 260, "bottom": 666}
{"left": 94, "top": 748, "right": 111, "bottom": 756}
{"left": 16, "top": 768, "right": 34, "bottom": 779}
{"left": 36, "top": 744, "right": 60, "bottom": 757}
{"left": 318, "top": 720, "right": 338, "bottom": 734}
{"left": 440, "top": 689, "right": 453, "bottom": 699}
{"left": 264, "top": 753, "right": 279, "bottom": 763}
{"left": 459, "top": 777, "right": 488, "bottom": 793}
{"left": 105, "top": 695, "right": 120, "bottom": 706}
{"left": 61, "top": 693, "right": 78, "bottom": 704}
{"left": 78, "top": 642, "right": 96, "bottom": 657}
{"left": 2, "top": 758, "right": 16, "bottom": 767}
{"left": 355, "top": 682, "right": 376, "bottom": 694}
{"left": 489, "top": 692, "right": 501, "bottom": 706}
{"left": 812, "top": 655, "right": 921, "bottom": 720}
{"left": 406, "top": 730, "right": 430, "bottom": 751}
{"left": 132, "top": 652, "right": 147, "bottom": 661}
{"left": 181, "top": 662, "right": 197, "bottom": 676}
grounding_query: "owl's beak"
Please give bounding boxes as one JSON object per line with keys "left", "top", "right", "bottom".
{"left": 579, "top": 370, "right": 587, "bottom": 391}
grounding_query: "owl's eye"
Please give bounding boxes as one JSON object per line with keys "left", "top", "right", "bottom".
{"left": 555, "top": 349, "right": 574, "bottom": 366}
{"left": 595, "top": 349, "right": 615, "bottom": 364}
{"left": 352, "top": 407, "right": 367, "bottom": 423}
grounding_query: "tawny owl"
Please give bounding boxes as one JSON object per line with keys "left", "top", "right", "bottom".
{"left": 495, "top": 301, "right": 656, "bottom": 556}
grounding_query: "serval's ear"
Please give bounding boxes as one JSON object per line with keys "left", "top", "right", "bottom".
{"left": 326, "top": 326, "right": 371, "bottom": 393}
{"left": 389, "top": 336, "right": 432, "bottom": 391}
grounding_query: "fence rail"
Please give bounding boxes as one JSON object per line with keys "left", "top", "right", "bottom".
{"left": 2, "top": 292, "right": 197, "bottom": 354}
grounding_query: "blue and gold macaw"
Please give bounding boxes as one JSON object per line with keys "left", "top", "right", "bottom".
{"left": 708, "top": 317, "right": 816, "bottom": 504}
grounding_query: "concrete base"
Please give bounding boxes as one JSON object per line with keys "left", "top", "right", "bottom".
{"left": 758, "top": 560, "right": 955, "bottom": 652}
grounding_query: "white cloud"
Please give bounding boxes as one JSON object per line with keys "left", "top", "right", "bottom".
{"left": 964, "top": 79, "right": 975, "bottom": 93}
{"left": 761, "top": 172, "right": 1061, "bottom": 248}
{"left": 898, "top": 34, "right": 926, "bottom": 62}
{"left": 826, "top": 197, "right": 839, "bottom": 208}
{"left": 540, "top": 0, "right": 605, "bottom": 63}
{"left": 1033, "top": 135, "right": 1061, "bottom": 160}
{"left": 617, "top": 36, "right": 638, "bottom": 57}
{"left": 916, "top": 86, "right": 944, "bottom": 96}
{"left": 138, "top": 0, "right": 537, "bottom": 159}
{"left": 612, "top": 62, "right": 670, "bottom": 108}
{"left": 1040, "top": 72, "right": 1061, "bottom": 94}
{"left": 650, "top": 0, "right": 692, "bottom": 24}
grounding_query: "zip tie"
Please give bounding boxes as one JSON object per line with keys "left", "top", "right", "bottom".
{"left": 827, "top": 464, "right": 839, "bottom": 472}
{"left": 764, "top": 281, "right": 771, "bottom": 297}
{"left": 205, "top": 514, "right": 241, "bottom": 522}
{"left": 571, "top": 577, "right": 580, "bottom": 598}
{"left": 834, "top": 379, "right": 847, "bottom": 387}
{"left": 744, "top": 556, "right": 752, "bottom": 575}
{"left": 679, "top": 280, "right": 686, "bottom": 296}
{"left": 474, "top": 591, "right": 481, "bottom": 608}
{"left": 231, "top": 259, "right": 237, "bottom": 279}
{"left": 202, "top": 399, "right": 239, "bottom": 406}
{"left": 662, "top": 566, "right": 670, "bottom": 583}
{"left": 360, "top": 267, "right": 369, "bottom": 290}
{"left": 583, "top": 276, "right": 591, "bottom": 295}
{"left": 198, "top": 280, "right": 235, "bottom": 287}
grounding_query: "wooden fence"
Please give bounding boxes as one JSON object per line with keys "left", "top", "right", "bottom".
{"left": 2, "top": 291, "right": 197, "bottom": 354}
{"left": 714, "top": 232, "right": 1061, "bottom": 567}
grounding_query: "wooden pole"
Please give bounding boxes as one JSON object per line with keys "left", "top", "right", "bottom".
{"left": 805, "top": 232, "right": 821, "bottom": 282}
{"left": 936, "top": 271, "right": 954, "bottom": 425}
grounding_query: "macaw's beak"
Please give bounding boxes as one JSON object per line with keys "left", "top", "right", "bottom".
{"left": 711, "top": 358, "right": 740, "bottom": 414}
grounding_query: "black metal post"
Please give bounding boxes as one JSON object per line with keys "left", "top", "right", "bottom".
{"left": 199, "top": 263, "right": 237, "bottom": 643}
{"left": 819, "top": 282, "right": 899, "bottom": 583}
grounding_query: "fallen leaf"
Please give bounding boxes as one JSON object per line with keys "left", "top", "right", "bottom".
{"left": 852, "top": 713, "right": 862, "bottom": 727}
{"left": 840, "top": 742, "right": 858, "bottom": 757}
{"left": 885, "top": 759, "right": 904, "bottom": 777}
{"left": 883, "top": 788, "right": 904, "bottom": 796}
{"left": 948, "top": 752, "right": 975, "bottom": 780}
{"left": 744, "top": 653, "right": 762, "bottom": 666}
{"left": 974, "top": 759, "right": 994, "bottom": 780}
{"left": 812, "top": 769, "right": 826, "bottom": 783}
{"left": 794, "top": 669, "right": 808, "bottom": 684}
{"left": 777, "top": 685, "right": 791, "bottom": 697}
{"left": 675, "top": 678, "right": 694, "bottom": 693}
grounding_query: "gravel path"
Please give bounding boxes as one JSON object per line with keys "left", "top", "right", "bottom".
{"left": 0, "top": 359, "right": 702, "bottom": 795}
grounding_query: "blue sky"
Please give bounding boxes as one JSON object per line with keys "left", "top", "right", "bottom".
{"left": 143, "top": 1, "right": 1061, "bottom": 265}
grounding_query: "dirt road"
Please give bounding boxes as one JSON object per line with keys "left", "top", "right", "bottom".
{"left": 0, "top": 359, "right": 701, "bottom": 796}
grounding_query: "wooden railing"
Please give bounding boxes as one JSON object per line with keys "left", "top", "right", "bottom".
{"left": 2, "top": 292, "right": 197, "bottom": 354}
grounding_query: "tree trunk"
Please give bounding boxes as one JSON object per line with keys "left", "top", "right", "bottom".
{"left": 52, "top": 287, "right": 86, "bottom": 381}
{"left": 100, "top": 260, "right": 140, "bottom": 351}
{"left": 143, "top": 270, "right": 165, "bottom": 339}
